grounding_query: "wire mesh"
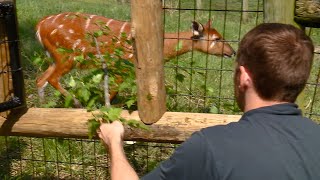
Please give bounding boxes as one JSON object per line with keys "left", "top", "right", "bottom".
{"left": 0, "top": 136, "right": 176, "bottom": 179}
{"left": 0, "top": 0, "right": 320, "bottom": 179}
{"left": 163, "top": 0, "right": 263, "bottom": 114}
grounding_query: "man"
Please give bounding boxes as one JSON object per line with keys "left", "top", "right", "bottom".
{"left": 98, "top": 23, "right": 320, "bottom": 180}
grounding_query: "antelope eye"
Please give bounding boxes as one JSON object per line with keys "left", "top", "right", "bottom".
{"left": 215, "top": 38, "right": 221, "bottom": 41}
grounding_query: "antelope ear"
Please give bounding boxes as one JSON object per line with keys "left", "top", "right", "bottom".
{"left": 205, "top": 18, "right": 213, "bottom": 29}
{"left": 191, "top": 21, "right": 204, "bottom": 39}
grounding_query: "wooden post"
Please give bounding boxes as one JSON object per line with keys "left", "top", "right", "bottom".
{"left": 264, "top": 0, "right": 306, "bottom": 111}
{"left": 131, "top": 1, "right": 166, "bottom": 124}
{"left": 264, "top": 0, "right": 297, "bottom": 25}
{"left": 196, "top": 0, "right": 202, "bottom": 9}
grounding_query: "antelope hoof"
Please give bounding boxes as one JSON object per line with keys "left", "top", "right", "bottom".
{"left": 73, "top": 98, "right": 83, "bottom": 108}
{"left": 38, "top": 88, "right": 45, "bottom": 104}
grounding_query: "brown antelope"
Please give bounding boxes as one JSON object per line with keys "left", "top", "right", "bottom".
{"left": 35, "top": 12, "right": 235, "bottom": 107}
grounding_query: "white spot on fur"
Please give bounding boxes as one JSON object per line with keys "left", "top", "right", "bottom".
{"left": 41, "top": 81, "right": 49, "bottom": 89}
{"left": 106, "top": 19, "right": 113, "bottom": 27}
{"left": 85, "top": 15, "right": 96, "bottom": 30}
{"left": 46, "top": 16, "right": 53, "bottom": 20}
{"left": 127, "top": 33, "right": 132, "bottom": 40}
{"left": 68, "top": 29, "right": 75, "bottom": 34}
{"left": 36, "top": 28, "right": 43, "bottom": 46}
{"left": 65, "top": 36, "right": 70, "bottom": 40}
{"left": 209, "top": 41, "right": 216, "bottom": 49}
{"left": 50, "top": 29, "right": 58, "bottom": 35}
{"left": 209, "top": 34, "right": 219, "bottom": 49}
{"left": 128, "top": 54, "right": 133, "bottom": 58}
{"left": 211, "top": 34, "right": 219, "bottom": 40}
{"left": 119, "top": 22, "right": 128, "bottom": 37}
{"left": 81, "top": 47, "right": 86, "bottom": 52}
{"left": 52, "top": 13, "right": 63, "bottom": 24}
{"left": 72, "top": 39, "right": 81, "bottom": 50}
{"left": 58, "top": 24, "right": 64, "bottom": 29}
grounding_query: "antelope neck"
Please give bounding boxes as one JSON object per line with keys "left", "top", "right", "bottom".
{"left": 163, "top": 32, "right": 194, "bottom": 59}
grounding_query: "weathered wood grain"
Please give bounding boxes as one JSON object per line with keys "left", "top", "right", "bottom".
{"left": 131, "top": 1, "right": 166, "bottom": 124}
{"left": 0, "top": 108, "right": 241, "bottom": 143}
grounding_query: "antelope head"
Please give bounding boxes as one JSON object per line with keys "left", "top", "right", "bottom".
{"left": 191, "top": 20, "right": 236, "bottom": 58}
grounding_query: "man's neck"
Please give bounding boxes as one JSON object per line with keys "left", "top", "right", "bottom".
{"left": 243, "top": 89, "right": 288, "bottom": 113}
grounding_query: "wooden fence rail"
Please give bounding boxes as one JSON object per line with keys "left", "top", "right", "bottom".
{"left": 0, "top": 108, "right": 240, "bottom": 143}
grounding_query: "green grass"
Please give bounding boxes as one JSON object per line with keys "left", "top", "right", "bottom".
{"left": 0, "top": 136, "right": 176, "bottom": 179}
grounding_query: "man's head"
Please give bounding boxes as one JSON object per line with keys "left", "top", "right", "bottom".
{"left": 235, "top": 23, "right": 314, "bottom": 111}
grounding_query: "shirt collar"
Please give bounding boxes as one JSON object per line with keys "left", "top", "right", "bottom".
{"left": 242, "top": 103, "right": 302, "bottom": 119}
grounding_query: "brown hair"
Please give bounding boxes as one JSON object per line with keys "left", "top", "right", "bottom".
{"left": 236, "top": 23, "right": 314, "bottom": 102}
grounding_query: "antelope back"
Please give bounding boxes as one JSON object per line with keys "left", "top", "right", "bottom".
{"left": 36, "top": 12, "right": 133, "bottom": 63}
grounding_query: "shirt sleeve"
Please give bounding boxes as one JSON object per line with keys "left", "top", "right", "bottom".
{"left": 141, "top": 131, "right": 218, "bottom": 180}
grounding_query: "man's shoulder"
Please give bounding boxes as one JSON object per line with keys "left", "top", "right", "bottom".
{"left": 200, "top": 119, "right": 252, "bottom": 139}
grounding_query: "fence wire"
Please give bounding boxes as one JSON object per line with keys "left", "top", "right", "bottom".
{"left": 1, "top": 0, "right": 320, "bottom": 179}
{"left": 163, "top": 0, "right": 263, "bottom": 114}
{"left": 0, "top": 136, "right": 176, "bottom": 179}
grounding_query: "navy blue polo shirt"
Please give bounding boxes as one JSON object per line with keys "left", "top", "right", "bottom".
{"left": 142, "top": 103, "right": 320, "bottom": 180}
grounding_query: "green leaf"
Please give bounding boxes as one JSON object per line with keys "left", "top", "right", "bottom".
{"left": 64, "top": 94, "right": 73, "bottom": 108}
{"left": 54, "top": 90, "right": 61, "bottom": 97}
{"left": 94, "top": 30, "right": 103, "bottom": 37}
{"left": 44, "top": 101, "right": 57, "bottom": 108}
{"left": 207, "top": 87, "right": 214, "bottom": 93}
{"left": 137, "top": 122, "right": 150, "bottom": 131}
{"left": 33, "top": 57, "right": 43, "bottom": 65}
{"left": 209, "top": 105, "right": 219, "bottom": 114}
{"left": 88, "top": 119, "right": 101, "bottom": 139}
{"left": 115, "top": 48, "right": 124, "bottom": 57}
{"left": 125, "top": 119, "right": 150, "bottom": 131}
{"left": 74, "top": 54, "right": 85, "bottom": 64}
{"left": 120, "top": 32, "right": 127, "bottom": 39}
{"left": 125, "top": 99, "right": 136, "bottom": 108}
{"left": 176, "top": 73, "right": 185, "bottom": 82}
{"left": 57, "top": 47, "right": 73, "bottom": 54}
{"left": 87, "top": 95, "right": 99, "bottom": 108}
{"left": 68, "top": 76, "right": 76, "bottom": 87}
{"left": 92, "top": 73, "right": 103, "bottom": 84}
{"left": 107, "top": 108, "right": 122, "bottom": 121}
{"left": 99, "top": 106, "right": 109, "bottom": 114}
{"left": 80, "top": 88, "right": 91, "bottom": 102}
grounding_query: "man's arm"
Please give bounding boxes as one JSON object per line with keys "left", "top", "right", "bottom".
{"left": 99, "top": 121, "right": 139, "bottom": 180}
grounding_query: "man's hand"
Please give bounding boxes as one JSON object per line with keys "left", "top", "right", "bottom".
{"left": 98, "top": 121, "right": 139, "bottom": 180}
{"left": 98, "top": 121, "right": 124, "bottom": 147}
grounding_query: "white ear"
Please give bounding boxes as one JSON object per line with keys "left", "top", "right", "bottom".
{"left": 191, "top": 21, "right": 204, "bottom": 37}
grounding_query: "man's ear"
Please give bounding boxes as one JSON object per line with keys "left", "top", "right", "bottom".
{"left": 239, "top": 66, "right": 252, "bottom": 90}
{"left": 191, "top": 21, "right": 204, "bottom": 39}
